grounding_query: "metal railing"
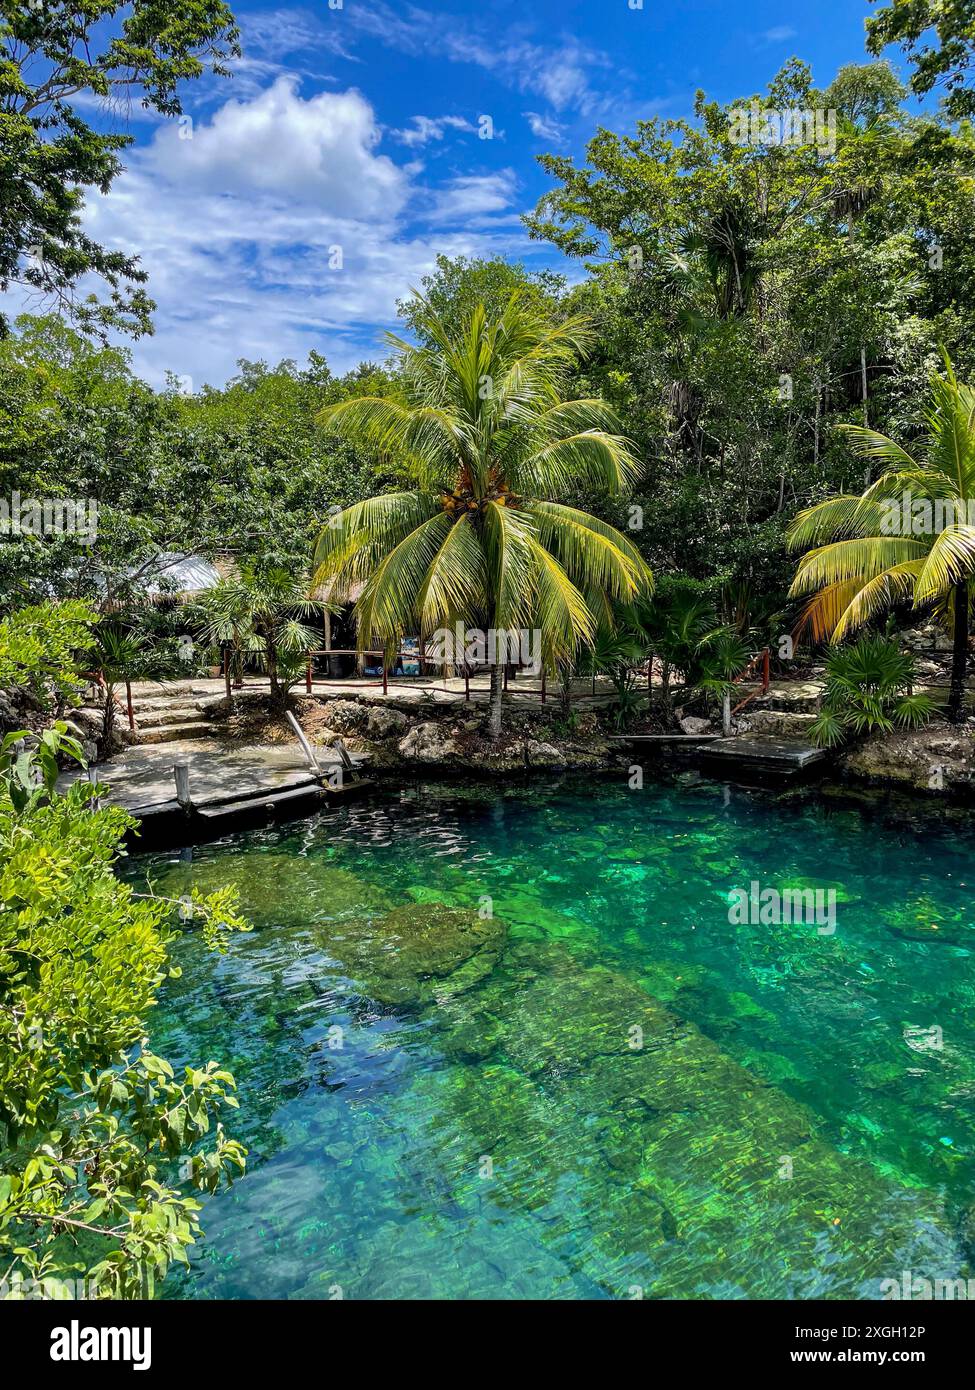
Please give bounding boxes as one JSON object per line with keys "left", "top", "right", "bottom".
{"left": 730, "top": 648, "right": 771, "bottom": 717}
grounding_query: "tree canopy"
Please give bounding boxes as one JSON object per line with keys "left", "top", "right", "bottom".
{"left": 0, "top": 0, "right": 240, "bottom": 338}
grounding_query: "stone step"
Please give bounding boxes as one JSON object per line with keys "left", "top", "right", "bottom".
{"left": 130, "top": 694, "right": 205, "bottom": 712}
{"left": 128, "top": 681, "right": 218, "bottom": 699}
{"left": 130, "top": 721, "right": 217, "bottom": 746}
{"left": 135, "top": 706, "right": 205, "bottom": 728}
{"left": 746, "top": 683, "right": 823, "bottom": 714}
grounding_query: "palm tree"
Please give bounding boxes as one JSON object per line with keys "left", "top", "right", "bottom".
{"left": 200, "top": 565, "right": 324, "bottom": 707}
{"left": 788, "top": 358, "right": 975, "bottom": 722}
{"left": 313, "top": 294, "right": 652, "bottom": 737}
{"left": 808, "top": 634, "right": 934, "bottom": 748}
{"left": 92, "top": 624, "right": 145, "bottom": 759}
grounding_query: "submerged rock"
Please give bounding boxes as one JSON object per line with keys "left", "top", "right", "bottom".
{"left": 318, "top": 901, "right": 508, "bottom": 1006}
{"left": 149, "top": 854, "right": 393, "bottom": 928}
{"left": 418, "top": 938, "right": 968, "bottom": 1298}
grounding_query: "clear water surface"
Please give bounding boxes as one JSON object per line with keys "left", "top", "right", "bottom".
{"left": 123, "top": 775, "right": 975, "bottom": 1300}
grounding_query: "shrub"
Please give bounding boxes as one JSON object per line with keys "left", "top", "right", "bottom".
{"left": 809, "top": 635, "right": 937, "bottom": 748}
{"left": 0, "top": 601, "right": 95, "bottom": 715}
{"left": 0, "top": 728, "right": 248, "bottom": 1299}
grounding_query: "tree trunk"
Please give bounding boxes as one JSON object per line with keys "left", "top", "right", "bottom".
{"left": 99, "top": 682, "right": 116, "bottom": 761}
{"left": 860, "top": 345, "right": 869, "bottom": 427}
{"left": 488, "top": 662, "right": 504, "bottom": 739}
{"left": 948, "top": 581, "right": 969, "bottom": 724}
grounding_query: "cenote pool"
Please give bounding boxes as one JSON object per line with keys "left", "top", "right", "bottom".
{"left": 124, "top": 776, "right": 975, "bottom": 1300}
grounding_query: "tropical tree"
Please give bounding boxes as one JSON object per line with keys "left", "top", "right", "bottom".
{"left": 199, "top": 565, "right": 325, "bottom": 706}
{"left": 313, "top": 294, "right": 652, "bottom": 737}
{"left": 91, "top": 622, "right": 146, "bottom": 758}
{"left": 0, "top": 0, "right": 240, "bottom": 339}
{"left": 638, "top": 581, "right": 719, "bottom": 716}
{"left": 788, "top": 358, "right": 975, "bottom": 721}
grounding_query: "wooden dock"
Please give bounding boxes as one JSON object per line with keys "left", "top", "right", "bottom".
{"left": 128, "top": 774, "right": 372, "bottom": 849}
{"left": 60, "top": 738, "right": 373, "bottom": 850}
{"left": 698, "top": 736, "right": 827, "bottom": 780}
{"left": 612, "top": 732, "right": 829, "bottom": 783}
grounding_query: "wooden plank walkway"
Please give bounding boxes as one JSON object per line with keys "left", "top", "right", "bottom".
{"left": 608, "top": 734, "right": 721, "bottom": 743}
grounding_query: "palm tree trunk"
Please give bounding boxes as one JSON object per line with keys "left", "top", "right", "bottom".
{"left": 948, "top": 581, "right": 969, "bottom": 724}
{"left": 99, "top": 682, "right": 116, "bottom": 760}
{"left": 488, "top": 663, "right": 504, "bottom": 738}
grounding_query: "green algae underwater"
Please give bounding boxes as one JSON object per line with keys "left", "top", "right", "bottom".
{"left": 123, "top": 775, "right": 975, "bottom": 1300}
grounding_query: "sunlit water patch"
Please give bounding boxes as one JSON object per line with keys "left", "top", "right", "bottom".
{"left": 122, "top": 777, "right": 975, "bottom": 1300}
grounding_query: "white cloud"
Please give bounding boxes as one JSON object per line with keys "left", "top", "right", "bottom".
{"left": 150, "top": 76, "right": 405, "bottom": 220}
{"left": 341, "top": 3, "right": 620, "bottom": 121}
{"left": 391, "top": 114, "right": 475, "bottom": 147}
{"left": 71, "top": 84, "right": 534, "bottom": 388}
{"left": 426, "top": 171, "right": 518, "bottom": 223}
{"left": 758, "top": 26, "right": 797, "bottom": 45}
{"left": 524, "top": 111, "right": 566, "bottom": 142}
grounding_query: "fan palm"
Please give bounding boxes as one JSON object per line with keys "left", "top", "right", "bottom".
{"left": 788, "top": 358, "right": 975, "bottom": 722}
{"left": 200, "top": 565, "right": 324, "bottom": 707}
{"left": 808, "top": 634, "right": 934, "bottom": 748}
{"left": 313, "top": 293, "right": 652, "bottom": 737}
{"left": 91, "top": 623, "right": 145, "bottom": 759}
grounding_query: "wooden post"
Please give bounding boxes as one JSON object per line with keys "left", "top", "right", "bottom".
{"left": 124, "top": 680, "right": 135, "bottom": 732}
{"left": 223, "top": 647, "right": 232, "bottom": 700}
{"left": 382, "top": 658, "right": 388, "bottom": 696}
{"left": 464, "top": 664, "right": 470, "bottom": 702}
{"left": 174, "top": 763, "right": 192, "bottom": 810}
{"left": 541, "top": 667, "right": 546, "bottom": 704}
{"left": 87, "top": 762, "right": 101, "bottom": 813}
{"left": 306, "top": 657, "right": 312, "bottom": 694}
{"left": 503, "top": 665, "right": 509, "bottom": 692}
{"left": 762, "top": 648, "right": 770, "bottom": 694}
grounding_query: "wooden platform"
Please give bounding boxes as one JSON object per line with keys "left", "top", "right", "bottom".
{"left": 697, "top": 736, "right": 828, "bottom": 779}
{"left": 608, "top": 734, "right": 721, "bottom": 743}
{"left": 612, "top": 732, "right": 829, "bottom": 783}
{"left": 124, "top": 775, "right": 374, "bottom": 849}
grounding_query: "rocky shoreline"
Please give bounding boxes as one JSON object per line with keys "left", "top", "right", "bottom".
{"left": 210, "top": 686, "right": 975, "bottom": 803}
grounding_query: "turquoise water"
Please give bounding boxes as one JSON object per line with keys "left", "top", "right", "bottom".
{"left": 127, "top": 776, "right": 975, "bottom": 1300}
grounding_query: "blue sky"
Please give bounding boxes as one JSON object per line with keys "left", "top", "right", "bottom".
{"left": 75, "top": 0, "right": 906, "bottom": 388}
